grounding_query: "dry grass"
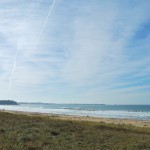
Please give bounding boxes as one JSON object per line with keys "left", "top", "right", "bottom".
{"left": 0, "top": 111, "right": 150, "bottom": 150}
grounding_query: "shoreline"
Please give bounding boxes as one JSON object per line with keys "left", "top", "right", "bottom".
{"left": 1, "top": 109, "right": 150, "bottom": 128}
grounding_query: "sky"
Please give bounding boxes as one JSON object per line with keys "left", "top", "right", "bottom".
{"left": 0, "top": 0, "right": 150, "bottom": 104}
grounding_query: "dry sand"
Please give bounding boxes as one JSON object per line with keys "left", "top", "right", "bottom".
{"left": 1, "top": 109, "right": 150, "bottom": 128}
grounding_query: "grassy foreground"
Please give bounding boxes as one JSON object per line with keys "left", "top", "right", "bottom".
{"left": 0, "top": 112, "right": 150, "bottom": 150}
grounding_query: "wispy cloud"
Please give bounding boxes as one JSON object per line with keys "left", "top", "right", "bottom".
{"left": 0, "top": 0, "right": 150, "bottom": 103}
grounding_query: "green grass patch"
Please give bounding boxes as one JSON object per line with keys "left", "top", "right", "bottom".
{"left": 0, "top": 112, "right": 150, "bottom": 150}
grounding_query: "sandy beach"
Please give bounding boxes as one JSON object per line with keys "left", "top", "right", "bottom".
{"left": 1, "top": 110, "right": 150, "bottom": 150}
{"left": 1, "top": 109, "right": 150, "bottom": 128}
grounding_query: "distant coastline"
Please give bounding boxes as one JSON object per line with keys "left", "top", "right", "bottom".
{"left": 0, "top": 100, "right": 18, "bottom": 105}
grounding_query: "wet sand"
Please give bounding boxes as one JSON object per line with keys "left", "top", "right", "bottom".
{"left": 1, "top": 109, "right": 150, "bottom": 128}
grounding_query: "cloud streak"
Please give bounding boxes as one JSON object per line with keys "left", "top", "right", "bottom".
{"left": 0, "top": 0, "right": 150, "bottom": 104}
{"left": 8, "top": 0, "right": 56, "bottom": 86}
{"left": 38, "top": 0, "right": 56, "bottom": 41}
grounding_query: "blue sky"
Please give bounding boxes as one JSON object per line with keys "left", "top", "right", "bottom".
{"left": 0, "top": 0, "right": 150, "bottom": 104}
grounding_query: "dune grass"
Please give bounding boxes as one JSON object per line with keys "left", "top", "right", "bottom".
{"left": 0, "top": 111, "right": 150, "bottom": 150}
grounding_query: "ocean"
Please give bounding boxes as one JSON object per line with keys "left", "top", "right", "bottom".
{"left": 0, "top": 103, "right": 150, "bottom": 120}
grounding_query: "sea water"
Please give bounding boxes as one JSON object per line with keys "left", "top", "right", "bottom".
{"left": 0, "top": 103, "right": 150, "bottom": 120}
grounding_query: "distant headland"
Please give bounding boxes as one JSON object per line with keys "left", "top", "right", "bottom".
{"left": 0, "top": 100, "right": 18, "bottom": 105}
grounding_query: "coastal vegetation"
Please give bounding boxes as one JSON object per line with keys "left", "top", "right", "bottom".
{"left": 0, "top": 100, "right": 18, "bottom": 105}
{"left": 0, "top": 111, "right": 150, "bottom": 150}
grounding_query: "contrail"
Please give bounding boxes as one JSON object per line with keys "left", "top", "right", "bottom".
{"left": 38, "top": 0, "right": 56, "bottom": 41}
{"left": 9, "top": 0, "right": 56, "bottom": 86}
{"left": 8, "top": 1, "right": 35, "bottom": 86}
{"left": 9, "top": 53, "right": 17, "bottom": 86}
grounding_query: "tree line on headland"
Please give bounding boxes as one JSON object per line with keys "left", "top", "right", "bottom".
{"left": 0, "top": 100, "right": 18, "bottom": 105}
